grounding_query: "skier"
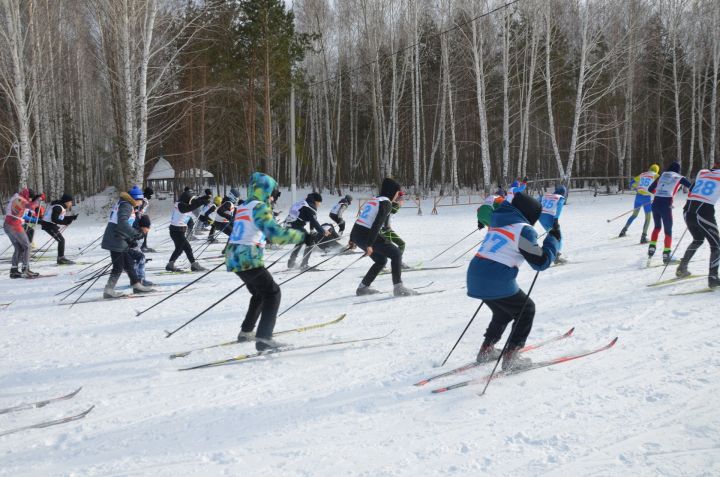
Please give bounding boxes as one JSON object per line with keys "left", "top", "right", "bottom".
{"left": 538, "top": 185, "right": 567, "bottom": 264}
{"left": 139, "top": 186, "right": 156, "bottom": 252}
{"left": 647, "top": 162, "right": 692, "bottom": 264}
{"left": 127, "top": 214, "right": 154, "bottom": 287}
{"left": 380, "top": 191, "right": 410, "bottom": 269}
{"left": 199, "top": 196, "right": 221, "bottom": 234}
{"left": 505, "top": 177, "right": 528, "bottom": 203}
{"left": 467, "top": 192, "right": 560, "bottom": 370}
{"left": 477, "top": 191, "right": 505, "bottom": 230}
{"left": 4, "top": 188, "right": 43, "bottom": 278}
{"left": 316, "top": 223, "right": 344, "bottom": 253}
{"left": 22, "top": 204, "right": 42, "bottom": 246}
{"left": 285, "top": 192, "right": 328, "bottom": 270}
{"left": 226, "top": 172, "right": 305, "bottom": 351}
{"left": 618, "top": 164, "right": 659, "bottom": 243}
{"left": 329, "top": 195, "right": 352, "bottom": 234}
{"left": 675, "top": 164, "right": 720, "bottom": 288}
{"left": 165, "top": 189, "right": 211, "bottom": 272}
{"left": 101, "top": 188, "right": 155, "bottom": 298}
{"left": 351, "top": 177, "right": 416, "bottom": 296}
{"left": 40, "top": 193, "right": 79, "bottom": 265}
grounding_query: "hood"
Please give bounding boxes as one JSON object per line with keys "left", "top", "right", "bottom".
{"left": 667, "top": 162, "right": 681, "bottom": 173}
{"left": 510, "top": 180, "right": 519, "bottom": 188}
{"left": 119, "top": 192, "right": 140, "bottom": 207}
{"left": 247, "top": 172, "right": 277, "bottom": 203}
{"left": 380, "top": 177, "right": 401, "bottom": 199}
{"left": 510, "top": 192, "right": 541, "bottom": 225}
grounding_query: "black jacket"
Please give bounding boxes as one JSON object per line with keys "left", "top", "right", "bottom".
{"left": 290, "top": 203, "right": 324, "bottom": 235}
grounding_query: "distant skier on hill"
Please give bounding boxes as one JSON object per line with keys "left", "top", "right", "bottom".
{"left": 477, "top": 190, "right": 505, "bottom": 230}
{"left": 538, "top": 185, "right": 567, "bottom": 264}
{"left": 329, "top": 195, "right": 352, "bottom": 234}
{"left": 351, "top": 177, "right": 416, "bottom": 296}
{"left": 466, "top": 192, "right": 560, "bottom": 370}
{"left": 40, "top": 193, "right": 79, "bottom": 265}
{"left": 647, "top": 162, "right": 691, "bottom": 264}
{"left": 165, "top": 189, "right": 211, "bottom": 272}
{"left": 675, "top": 164, "right": 720, "bottom": 288}
{"left": 618, "top": 164, "right": 659, "bottom": 243}
{"left": 285, "top": 192, "right": 328, "bottom": 270}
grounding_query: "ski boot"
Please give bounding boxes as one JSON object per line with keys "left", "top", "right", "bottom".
{"left": 103, "top": 275, "right": 123, "bottom": 299}
{"left": 141, "top": 246, "right": 156, "bottom": 253}
{"left": 207, "top": 237, "right": 218, "bottom": 244}
{"left": 640, "top": 234, "right": 648, "bottom": 244}
{"left": 287, "top": 260, "right": 297, "bottom": 270}
{"left": 57, "top": 256, "right": 76, "bottom": 265}
{"left": 618, "top": 228, "right": 627, "bottom": 238}
{"left": 676, "top": 259, "right": 691, "bottom": 278}
{"left": 255, "top": 336, "right": 287, "bottom": 352}
{"left": 141, "top": 278, "right": 156, "bottom": 287}
{"left": 401, "top": 262, "right": 412, "bottom": 270}
{"left": 21, "top": 268, "right": 39, "bottom": 278}
{"left": 165, "top": 261, "right": 183, "bottom": 272}
{"left": 9, "top": 267, "right": 21, "bottom": 279}
{"left": 476, "top": 343, "right": 501, "bottom": 364}
{"left": 356, "top": 283, "right": 381, "bottom": 296}
{"left": 709, "top": 275, "right": 720, "bottom": 289}
{"left": 393, "top": 282, "right": 419, "bottom": 297}
{"left": 501, "top": 346, "right": 532, "bottom": 371}
{"left": 190, "top": 261, "right": 207, "bottom": 272}
{"left": 132, "top": 281, "right": 156, "bottom": 294}
{"left": 662, "top": 249, "right": 672, "bottom": 265}
{"left": 237, "top": 331, "right": 254, "bottom": 343}
{"left": 647, "top": 243, "right": 657, "bottom": 258}
{"left": 554, "top": 252, "right": 567, "bottom": 265}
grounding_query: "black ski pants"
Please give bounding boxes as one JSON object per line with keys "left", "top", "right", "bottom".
{"left": 169, "top": 225, "right": 195, "bottom": 262}
{"left": 330, "top": 212, "right": 345, "bottom": 233}
{"left": 236, "top": 267, "right": 281, "bottom": 339}
{"left": 483, "top": 290, "right": 536, "bottom": 349}
{"left": 682, "top": 201, "right": 719, "bottom": 277}
{"left": 357, "top": 239, "right": 402, "bottom": 286}
{"left": 110, "top": 250, "right": 139, "bottom": 284}
{"left": 42, "top": 223, "right": 65, "bottom": 257}
{"left": 289, "top": 227, "right": 317, "bottom": 267}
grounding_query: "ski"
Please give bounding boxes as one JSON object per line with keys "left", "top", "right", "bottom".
{"left": 169, "top": 314, "right": 348, "bottom": 359}
{"left": 647, "top": 260, "right": 680, "bottom": 269}
{"left": 670, "top": 287, "right": 717, "bottom": 296}
{"left": 414, "top": 327, "right": 575, "bottom": 386}
{"left": 353, "top": 289, "right": 444, "bottom": 305}
{"left": 431, "top": 337, "right": 618, "bottom": 394}
{"left": 0, "top": 405, "right": 95, "bottom": 437}
{"left": 379, "top": 265, "right": 461, "bottom": 276}
{"left": 0, "top": 301, "right": 13, "bottom": 309}
{"left": 647, "top": 274, "right": 703, "bottom": 287}
{"left": 60, "top": 290, "right": 171, "bottom": 305}
{"left": 0, "top": 387, "right": 82, "bottom": 415}
{"left": 156, "top": 270, "right": 194, "bottom": 275}
{"left": 179, "top": 330, "right": 394, "bottom": 371}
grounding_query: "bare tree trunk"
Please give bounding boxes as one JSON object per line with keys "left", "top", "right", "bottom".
{"left": 501, "top": 10, "right": 510, "bottom": 180}
{"left": 470, "top": 18, "right": 492, "bottom": 191}
{"left": 544, "top": 5, "right": 565, "bottom": 178}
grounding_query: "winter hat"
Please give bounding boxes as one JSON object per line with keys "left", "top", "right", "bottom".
{"left": 554, "top": 185, "right": 567, "bottom": 197}
{"left": 650, "top": 164, "right": 660, "bottom": 174}
{"left": 307, "top": 192, "right": 323, "bottom": 204}
{"left": 495, "top": 187, "right": 506, "bottom": 197}
{"left": 379, "top": 177, "right": 401, "bottom": 199}
{"left": 19, "top": 188, "right": 30, "bottom": 200}
{"left": 668, "top": 162, "right": 681, "bottom": 173}
{"left": 214, "top": 196, "right": 222, "bottom": 206}
{"left": 510, "top": 180, "right": 519, "bottom": 188}
{"left": 204, "top": 188, "right": 212, "bottom": 196}
{"left": 59, "top": 193, "right": 74, "bottom": 204}
{"left": 344, "top": 194, "right": 353, "bottom": 203}
{"left": 138, "top": 215, "right": 151, "bottom": 228}
{"left": 230, "top": 188, "right": 240, "bottom": 198}
{"left": 129, "top": 185, "right": 144, "bottom": 200}
{"left": 511, "top": 192, "right": 542, "bottom": 226}
{"left": 179, "top": 190, "right": 194, "bottom": 204}
{"left": 184, "top": 186, "right": 192, "bottom": 192}
{"left": 272, "top": 188, "right": 281, "bottom": 201}
{"left": 143, "top": 186, "right": 154, "bottom": 199}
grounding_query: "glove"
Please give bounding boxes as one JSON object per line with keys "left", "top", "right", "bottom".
{"left": 128, "top": 240, "right": 138, "bottom": 249}
{"left": 477, "top": 221, "right": 485, "bottom": 231}
{"left": 548, "top": 221, "right": 561, "bottom": 242}
{"left": 69, "top": 215, "right": 79, "bottom": 223}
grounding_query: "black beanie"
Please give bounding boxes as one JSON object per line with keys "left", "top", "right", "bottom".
{"left": 59, "top": 193, "right": 73, "bottom": 204}
{"left": 143, "top": 187, "right": 154, "bottom": 199}
{"left": 380, "top": 177, "right": 401, "bottom": 199}
{"left": 511, "top": 192, "right": 542, "bottom": 226}
{"left": 138, "top": 215, "right": 151, "bottom": 228}
{"left": 307, "top": 192, "right": 323, "bottom": 203}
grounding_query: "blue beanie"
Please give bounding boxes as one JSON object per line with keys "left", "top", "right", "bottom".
{"left": 129, "top": 185, "right": 144, "bottom": 200}
{"left": 554, "top": 185, "right": 567, "bottom": 196}
{"left": 668, "top": 162, "right": 680, "bottom": 173}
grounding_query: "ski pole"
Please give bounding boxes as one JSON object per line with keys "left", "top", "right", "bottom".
{"left": 657, "top": 227, "right": 688, "bottom": 282}
{"left": 440, "top": 302, "right": 484, "bottom": 367}
{"left": 76, "top": 234, "right": 103, "bottom": 256}
{"left": 606, "top": 207, "right": 639, "bottom": 223}
{"left": 479, "top": 271, "right": 540, "bottom": 396}
{"left": 31, "top": 225, "right": 68, "bottom": 262}
{"left": 277, "top": 254, "right": 364, "bottom": 318}
{"left": 429, "top": 229, "right": 477, "bottom": 262}
{"left": 68, "top": 254, "right": 121, "bottom": 308}
{"left": 163, "top": 245, "right": 347, "bottom": 338}
{"left": 59, "top": 263, "right": 112, "bottom": 301}
{"left": 451, "top": 240, "right": 482, "bottom": 264}
{"left": 136, "top": 261, "right": 225, "bottom": 317}
{"left": 76, "top": 255, "right": 110, "bottom": 279}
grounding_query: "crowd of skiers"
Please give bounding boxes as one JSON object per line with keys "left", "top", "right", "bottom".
{"left": 3, "top": 159, "right": 718, "bottom": 371}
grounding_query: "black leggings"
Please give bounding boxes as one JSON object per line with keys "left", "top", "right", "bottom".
{"left": 236, "top": 267, "right": 281, "bottom": 339}
{"left": 289, "top": 227, "right": 317, "bottom": 266}
{"left": 483, "top": 290, "right": 536, "bottom": 349}
{"left": 110, "top": 250, "right": 139, "bottom": 284}
{"left": 352, "top": 235, "right": 402, "bottom": 285}
{"left": 169, "top": 226, "right": 195, "bottom": 262}
{"left": 43, "top": 223, "right": 65, "bottom": 257}
{"left": 682, "top": 201, "right": 719, "bottom": 277}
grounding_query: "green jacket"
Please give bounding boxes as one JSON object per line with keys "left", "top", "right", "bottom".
{"left": 226, "top": 172, "right": 304, "bottom": 272}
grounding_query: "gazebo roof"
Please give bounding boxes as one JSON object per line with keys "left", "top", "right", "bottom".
{"left": 147, "top": 157, "right": 175, "bottom": 180}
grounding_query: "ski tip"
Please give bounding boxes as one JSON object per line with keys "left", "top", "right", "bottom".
{"left": 609, "top": 337, "right": 619, "bottom": 347}
{"left": 414, "top": 379, "right": 429, "bottom": 387}
{"left": 566, "top": 327, "right": 576, "bottom": 336}
{"left": 163, "top": 330, "right": 172, "bottom": 338}
{"left": 431, "top": 387, "right": 448, "bottom": 394}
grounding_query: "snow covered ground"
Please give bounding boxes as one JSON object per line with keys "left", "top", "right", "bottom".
{"left": 1, "top": 188, "right": 718, "bottom": 476}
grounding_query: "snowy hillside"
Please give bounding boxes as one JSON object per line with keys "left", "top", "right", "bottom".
{"left": 0, "top": 190, "right": 718, "bottom": 476}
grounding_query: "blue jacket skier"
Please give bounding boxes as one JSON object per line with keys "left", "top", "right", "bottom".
{"left": 538, "top": 185, "right": 567, "bottom": 263}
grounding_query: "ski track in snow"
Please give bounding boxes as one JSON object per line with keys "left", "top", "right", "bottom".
{"left": 0, "top": 189, "right": 718, "bottom": 476}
